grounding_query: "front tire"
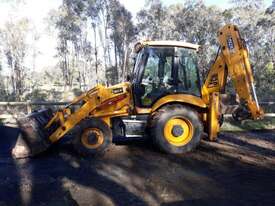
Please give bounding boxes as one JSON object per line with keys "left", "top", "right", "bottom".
{"left": 72, "top": 118, "right": 112, "bottom": 156}
{"left": 150, "top": 104, "right": 203, "bottom": 154}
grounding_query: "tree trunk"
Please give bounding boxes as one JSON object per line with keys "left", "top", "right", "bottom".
{"left": 92, "top": 24, "right": 98, "bottom": 84}
{"left": 114, "top": 41, "right": 118, "bottom": 83}
{"left": 122, "top": 45, "right": 129, "bottom": 81}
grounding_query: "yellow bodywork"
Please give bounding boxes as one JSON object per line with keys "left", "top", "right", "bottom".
{"left": 163, "top": 117, "right": 193, "bottom": 146}
{"left": 135, "top": 94, "right": 207, "bottom": 114}
{"left": 202, "top": 24, "right": 264, "bottom": 118}
{"left": 44, "top": 24, "right": 263, "bottom": 144}
{"left": 151, "top": 94, "right": 207, "bottom": 111}
{"left": 201, "top": 24, "right": 264, "bottom": 140}
{"left": 46, "top": 82, "right": 132, "bottom": 143}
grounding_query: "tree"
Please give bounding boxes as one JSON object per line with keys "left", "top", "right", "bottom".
{"left": 51, "top": 0, "right": 136, "bottom": 87}
{"left": 0, "top": 0, "right": 273, "bottom": 103}
{"left": 49, "top": 0, "right": 85, "bottom": 89}
{"left": 137, "top": 1, "right": 223, "bottom": 78}
{"left": 0, "top": 18, "right": 29, "bottom": 100}
{"left": 137, "top": 0, "right": 167, "bottom": 39}
{"left": 229, "top": 0, "right": 265, "bottom": 9}
{"left": 108, "top": 0, "right": 136, "bottom": 82}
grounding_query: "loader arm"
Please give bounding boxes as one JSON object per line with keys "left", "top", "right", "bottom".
{"left": 46, "top": 83, "right": 132, "bottom": 143}
{"left": 16, "top": 83, "right": 132, "bottom": 157}
{"left": 201, "top": 24, "right": 264, "bottom": 140}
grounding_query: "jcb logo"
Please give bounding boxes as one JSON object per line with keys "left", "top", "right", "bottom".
{"left": 112, "top": 87, "right": 123, "bottom": 94}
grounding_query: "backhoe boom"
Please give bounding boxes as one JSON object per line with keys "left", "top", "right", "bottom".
{"left": 202, "top": 24, "right": 264, "bottom": 120}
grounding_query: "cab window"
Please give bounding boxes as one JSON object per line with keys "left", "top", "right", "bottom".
{"left": 140, "top": 47, "right": 174, "bottom": 106}
{"left": 133, "top": 46, "right": 201, "bottom": 108}
{"left": 177, "top": 48, "right": 201, "bottom": 96}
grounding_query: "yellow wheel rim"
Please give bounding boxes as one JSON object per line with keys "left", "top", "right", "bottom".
{"left": 81, "top": 128, "right": 104, "bottom": 149}
{"left": 163, "top": 118, "right": 193, "bottom": 146}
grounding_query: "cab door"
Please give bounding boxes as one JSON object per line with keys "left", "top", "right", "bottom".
{"left": 132, "top": 46, "right": 175, "bottom": 108}
{"left": 132, "top": 46, "right": 201, "bottom": 110}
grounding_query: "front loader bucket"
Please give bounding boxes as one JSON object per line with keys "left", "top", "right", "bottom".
{"left": 13, "top": 108, "right": 55, "bottom": 158}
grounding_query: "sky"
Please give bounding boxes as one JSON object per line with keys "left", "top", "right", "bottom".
{"left": 0, "top": 0, "right": 62, "bottom": 71}
{"left": 0, "top": 0, "right": 273, "bottom": 73}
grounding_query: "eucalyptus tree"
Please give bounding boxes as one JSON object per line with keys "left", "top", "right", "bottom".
{"left": 51, "top": 0, "right": 84, "bottom": 89}
{"left": 107, "top": 0, "right": 136, "bottom": 82}
{"left": 0, "top": 18, "right": 29, "bottom": 100}
{"left": 137, "top": 0, "right": 223, "bottom": 78}
{"left": 226, "top": 0, "right": 275, "bottom": 99}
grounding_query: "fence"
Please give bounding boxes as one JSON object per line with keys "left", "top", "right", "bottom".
{"left": 0, "top": 101, "right": 275, "bottom": 120}
{"left": 0, "top": 101, "right": 70, "bottom": 113}
{"left": 0, "top": 101, "right": 71, "bottom": 119}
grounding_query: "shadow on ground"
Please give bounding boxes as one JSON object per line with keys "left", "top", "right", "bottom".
{"left": 0, "top": 126, "right": 275, "bottom": 206}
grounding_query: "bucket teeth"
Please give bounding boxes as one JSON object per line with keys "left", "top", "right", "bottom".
{"left": 14, "top": 108, "right": 56, "bottom": 157}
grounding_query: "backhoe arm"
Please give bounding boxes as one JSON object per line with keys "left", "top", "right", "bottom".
{"left": 202, "top": 24, "right": 264, "bottom": 139}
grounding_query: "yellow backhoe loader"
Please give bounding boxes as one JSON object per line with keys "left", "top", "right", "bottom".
{"left": 15, "top": 24, "right": 263, "bottom": 157}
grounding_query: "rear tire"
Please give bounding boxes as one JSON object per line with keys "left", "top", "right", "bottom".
{"left": 149, "top": 104, "right": 203, "bottom": 154}
{"left": 72, "top": 118, "right": 112, "bottom": 156}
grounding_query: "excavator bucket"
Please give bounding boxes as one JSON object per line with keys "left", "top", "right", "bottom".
{"left": 12, "top": 108, "right": 56, "bottom": 158}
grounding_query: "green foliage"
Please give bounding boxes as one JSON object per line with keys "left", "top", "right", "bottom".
{"left": 221, "top": 116, "right": 275, "bottom": 131}
{"left": 0, "top": 18, "right": 30, "bottom": 100}
{"left": 0, "top": 0, "right": 274, "bottom": 104}
{"left": 137, "top": 0, "right": 275, "bottom": 100}
{"left": 24, "top": 89, "right": 48, "bottom": 101}
{"left": 72, "top": 87, "right": 83, "bottom": 96}
{"left": 265, "top": 62, "right": 274, "bottom": 75}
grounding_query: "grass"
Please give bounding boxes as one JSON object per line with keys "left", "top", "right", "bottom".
{"left": 221, "top": 116, "right": 275, "bottom": 131}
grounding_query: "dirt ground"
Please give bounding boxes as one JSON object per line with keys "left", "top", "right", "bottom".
{"left": 0, "top": 128, "right": 275, "bottom": 206}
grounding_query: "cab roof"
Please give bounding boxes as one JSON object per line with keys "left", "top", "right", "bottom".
{"left": 135, "top": 40, "right": 200, "bottom": 53}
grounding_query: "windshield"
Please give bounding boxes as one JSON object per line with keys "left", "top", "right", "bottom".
{"left": 132, "top": 46, "right": 201, "bottom": 107}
